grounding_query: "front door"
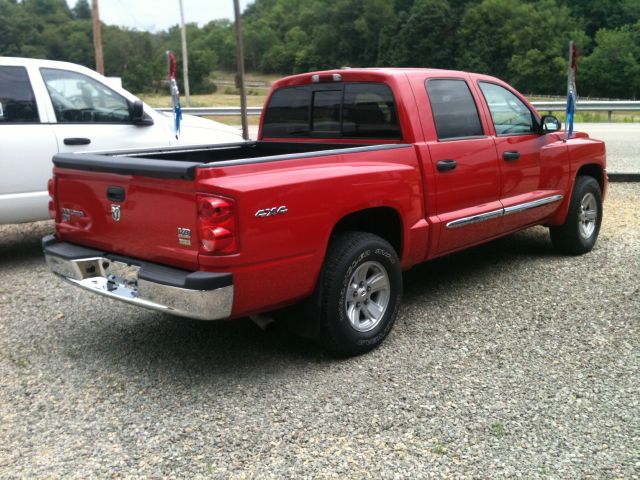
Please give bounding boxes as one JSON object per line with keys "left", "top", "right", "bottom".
{"left": 477, "top": 82, "right": 564, "bottom": 232}
{"left": 38, "top": 67, "right": 168, "bottom": 155}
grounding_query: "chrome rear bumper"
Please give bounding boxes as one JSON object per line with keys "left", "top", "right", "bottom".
{"left": 43, "top": 235, "right": 233, "bottom": 321}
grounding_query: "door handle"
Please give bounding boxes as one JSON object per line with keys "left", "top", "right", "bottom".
{"left": 503, "top": 151, "right": 520, "bottom": 161}
{"left": 64, "top": 137, "right": 91, "bottom": 146}
{"left": 437, "top": 160, "right": 457, "bottom": 172}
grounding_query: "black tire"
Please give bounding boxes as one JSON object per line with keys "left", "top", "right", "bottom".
{"left": 550, "top": 175, "right": 603, "bottom": 255}
{"left": 315, "top": 232, "right": 402, "bottom": 356}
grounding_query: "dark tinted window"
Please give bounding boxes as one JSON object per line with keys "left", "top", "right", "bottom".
{"left": 262, "top": 87, "right": 310, "bottom": 136}
{"left": 343, "top": 83, "right": 400, "bottom": 138}
{"left": 262, "top": 82, "right": 401, "bottom": 139}
{"left": 426, "top": 79, "right": 483, "bottom": 140}
{"left": 312, "top": 90, "right": 341, "bottom": 133}
{"left": 479, "top": 82, "right": 536, "bottom": 135}
{"left": 0, "top": 66, "right": 39, "bottom": 123}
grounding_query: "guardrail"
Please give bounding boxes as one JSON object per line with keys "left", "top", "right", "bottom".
{"left": 158, "top": 100, "right": 640, "bottom": 122}
{"left": 157, "top": 107, "right": 263, "bottom": 116}
{"left": 532, "top": 101, "right": 640, "bottom": 122}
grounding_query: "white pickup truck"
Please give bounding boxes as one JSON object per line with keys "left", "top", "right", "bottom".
{"left": 0, "top": 57, "right": 243, "bottom": 224}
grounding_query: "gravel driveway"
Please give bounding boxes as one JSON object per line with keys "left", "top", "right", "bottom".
{"left": 1, "top": 183, "right": 638, "bottom": 478}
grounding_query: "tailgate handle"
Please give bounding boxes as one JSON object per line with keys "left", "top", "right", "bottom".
{"left": 107, "top": 186, "right": 126, "bottom": 202}
{"left": 64, "top": 137, "right": 91, "bottom": 146}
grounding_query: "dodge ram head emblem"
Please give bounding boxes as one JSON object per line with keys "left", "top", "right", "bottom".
{"left": 111, "top": 204, "right": 121, "bottom": 222}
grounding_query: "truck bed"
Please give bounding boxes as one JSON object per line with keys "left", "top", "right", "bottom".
{"left": 52, "top": 141, "right": 407, "bottom": 180}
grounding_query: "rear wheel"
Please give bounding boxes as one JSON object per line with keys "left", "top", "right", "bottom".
{"left": 550, "top": 176, "right": 603, "bottom": 255}
{"left": 316, "top": 232, "right": 402, "bottom": 356}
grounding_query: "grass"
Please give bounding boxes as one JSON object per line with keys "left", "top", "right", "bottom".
{"left": 432, "top": 443, "right": 447, "bottom": 455}
{"left": 140, "top": 92, "right": 267, "bottom": 109}
{"left": 491, "top": 421, "right": 507, "bottom": 437}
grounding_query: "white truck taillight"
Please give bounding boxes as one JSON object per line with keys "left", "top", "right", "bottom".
{"left": 197, "top": 195, "right": 237, "bottom": 254}
{"left": 47, "top": 178, "right": 57, "bottom": 220}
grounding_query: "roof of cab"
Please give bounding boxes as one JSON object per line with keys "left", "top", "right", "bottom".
{"left": 271, "top": 67, "right": 503, "bottom": 90}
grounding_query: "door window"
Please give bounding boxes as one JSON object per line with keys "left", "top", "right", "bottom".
{"left": 479, "top": 82, "right": 536, "bottom": 135}
{"left": 40, "top": 68, "right": 131, "bottom": 123}
{"left": 0, "top": 66, "right": 39, "bottom": 123}
{"left": 425, "top": 79, "right": 484, "bottom": 140}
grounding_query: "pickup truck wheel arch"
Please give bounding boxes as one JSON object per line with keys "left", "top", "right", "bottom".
{"left": 549, "top": 175, "right": 603, "bottom": 255}
{"left": 576, "top": 164, "right": 605, "bottom": 194}
{"left": 315, "top": 231, "right": 402, "bottom": 356}
{"left": 330, "top": 207, "right": 403, "bottom": 260}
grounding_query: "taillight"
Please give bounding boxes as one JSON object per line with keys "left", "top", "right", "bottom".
{"left": 197, "top": 195, "right": 237, "bottom": 254}
{"left": 47, "top": 178, "right": 57, "bottom": 220}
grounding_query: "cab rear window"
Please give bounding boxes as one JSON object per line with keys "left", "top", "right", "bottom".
{"left": 263, "top": 82, "right": 401, "bottom": 139}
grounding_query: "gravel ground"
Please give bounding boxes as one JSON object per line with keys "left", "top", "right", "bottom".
{"left": 1, "top": 183, "right": 638, "bottom": 479}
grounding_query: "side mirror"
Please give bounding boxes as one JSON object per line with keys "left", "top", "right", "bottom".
{"left": 130, "top": 100, "right": 153, "bottom": 126}
{"left": 540, "top": 115, "right": 561, "bottom": 134}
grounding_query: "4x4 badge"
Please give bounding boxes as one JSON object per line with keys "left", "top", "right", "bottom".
{"left": 111, "top": 204, "right": 121, "bottom": 222}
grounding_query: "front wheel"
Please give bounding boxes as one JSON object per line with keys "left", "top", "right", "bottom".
{"left": 550, "top": 175, "right": 603, "bottom": 255}
{"left": 316, "top": 232, "right": 402, "bottom": 356}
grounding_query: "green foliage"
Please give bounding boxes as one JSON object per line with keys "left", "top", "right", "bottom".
{"left": 458, "top": 0, "right": 589, "bottom": 94}
{"left": 0, "top": 0, "right": 638, "bottom": 98}
{"left": 72, "top": 0, "right": 91, "bottom": 20}
{"left": 581, "top": 23, "right": 640, "bottom": 99}
{"left": 379, "top": 0, "right": 457, "bottom": 69}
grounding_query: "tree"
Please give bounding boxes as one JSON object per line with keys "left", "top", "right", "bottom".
{"left": 378, "top": 0, "right": 456, "bottom": 69}
{"left": 72, "top": 0, "right": 91, "bottom": 20}
{"left": 581, "top": 23, "right": 640, "bottom": 99}
{"left": 458, "top": 0, "right": 588, "bottom": 94}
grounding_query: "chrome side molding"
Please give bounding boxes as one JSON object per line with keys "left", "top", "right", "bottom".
{"left": 446, "top": 194, "right": 564, "bottom": 229}
{"left": 446, "top": 209, "right": 503, "bottom": 229}
{"left": 502, "top": 195, "right": 564, "bottom": 216}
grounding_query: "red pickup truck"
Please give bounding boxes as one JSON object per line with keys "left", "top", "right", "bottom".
{"left": 43, "top": 68, "right": 606, "bottom": 355}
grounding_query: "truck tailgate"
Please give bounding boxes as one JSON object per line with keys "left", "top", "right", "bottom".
{"left": 53, "top": 163, "right": 200, "bottom": 271}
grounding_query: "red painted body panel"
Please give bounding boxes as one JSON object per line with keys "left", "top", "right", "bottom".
{"left": 51, "top": 68, "right": 606, "bottom": 319}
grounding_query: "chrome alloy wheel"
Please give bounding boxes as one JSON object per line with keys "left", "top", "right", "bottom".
{"left": 345, "top": 261, "right": 390, "bottom": 332}
{"left": 578, "top": 192, "right": 598, "bottom": 239}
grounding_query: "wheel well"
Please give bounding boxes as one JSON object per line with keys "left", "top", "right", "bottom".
{"left": 577, "top": 164, "right": 604, "bottom": 192}
{"left": 331, "top": 207, "right": 402, "bottom": 257}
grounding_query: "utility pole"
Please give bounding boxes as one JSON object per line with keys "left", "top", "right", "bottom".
{"left": 233, "top": 0, "right": 248, "bottom": 140}
{"left": 92, "top": 0, "right": 104, "bottom": 74}
{"left": 179, "top": 0, "right": 191, "bottom": 106}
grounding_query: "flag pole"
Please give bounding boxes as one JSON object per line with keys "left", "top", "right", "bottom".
{"left": 178, "top": 0, "right": 191, "bottom": 107}
{"left": 564, "top": 41, "right": 577, "bottom": 142}
{"left": 233, "top": 0, "right": 249, "bottom": 140}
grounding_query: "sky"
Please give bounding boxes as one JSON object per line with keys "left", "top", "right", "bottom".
{"left": 65, "top": 0, "right": 254, "bottom": 32}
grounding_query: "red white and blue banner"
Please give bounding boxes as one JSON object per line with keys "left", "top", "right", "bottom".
{"left": 167, "top": 51, "right": 182, "bottom": 139}
{"left": 564, "top": 41, "right": 578, "bottom": 141}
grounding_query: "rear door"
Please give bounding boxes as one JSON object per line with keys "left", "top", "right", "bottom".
{"left": 419, "top": 77, "right": 502, "bottom": 255}
{"left": 0, "top": 64, "right": 58, "bottom": 223}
